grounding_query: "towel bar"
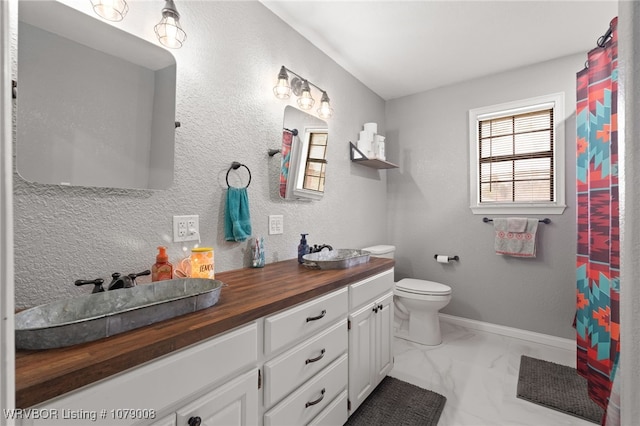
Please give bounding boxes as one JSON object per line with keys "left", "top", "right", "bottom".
{"left": 482, "top": 217, "right": 550, "bottom": 224}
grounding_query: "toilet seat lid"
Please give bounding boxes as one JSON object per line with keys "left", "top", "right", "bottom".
{"left": 396, "top": 278, "right": 452, "bottom": 295}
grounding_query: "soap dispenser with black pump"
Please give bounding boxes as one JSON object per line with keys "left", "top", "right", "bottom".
{"left": 298, "top": 233, "right": 309, "bottom": 263}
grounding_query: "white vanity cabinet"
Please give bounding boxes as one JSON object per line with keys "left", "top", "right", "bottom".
{"left": 21, "top": 323, "right": 259, "bottom": 426}
{"left": 262, "top": 287, "right": 349, "bottom": 426}
{"left": 347, "top": 269, "right": 394, "bottom": 415}
{"left": 19, "top": 266, "right": 396, "bottom": 426}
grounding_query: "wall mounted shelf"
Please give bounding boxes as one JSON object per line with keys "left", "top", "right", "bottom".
{"left": 349, "top": 142, "right": 398, "bottom": 169}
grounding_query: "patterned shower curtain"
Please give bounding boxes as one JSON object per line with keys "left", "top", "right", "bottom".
{"left": 575, "top": 16, "right": 620, "bottom": 424}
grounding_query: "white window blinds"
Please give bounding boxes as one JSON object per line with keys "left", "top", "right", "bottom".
{"left": 478, "top": 108, "right": 554, "bottom": 203}
{"left": 302, "top": 131, "right": 328, "bottom": 193}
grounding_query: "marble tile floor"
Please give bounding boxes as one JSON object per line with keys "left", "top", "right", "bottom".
{"left": 389, "top": 321, "right": 594, "bottom": 426}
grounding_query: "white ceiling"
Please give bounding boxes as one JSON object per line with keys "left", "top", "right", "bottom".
{"left": 262, "top": 0, "right": 619, "bottom": 100}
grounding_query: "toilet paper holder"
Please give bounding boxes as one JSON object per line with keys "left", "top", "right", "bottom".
{"left": 434, "top": 254, "right": 459, "bottom": 262}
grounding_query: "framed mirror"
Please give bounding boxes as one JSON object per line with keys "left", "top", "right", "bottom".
{"left": 16, "top": 0, "right": 177, "bottom": 190}
{"left": 279, "top": 106, "right": 329, "bottom": 201}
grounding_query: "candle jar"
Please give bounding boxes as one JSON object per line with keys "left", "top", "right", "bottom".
{"left": 188, "top": 247, "right": 215, "bottom": 279}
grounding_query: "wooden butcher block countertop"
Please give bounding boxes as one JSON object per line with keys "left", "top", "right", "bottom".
{"left": 15, "top": 257, "right": 395, "bottom": 408}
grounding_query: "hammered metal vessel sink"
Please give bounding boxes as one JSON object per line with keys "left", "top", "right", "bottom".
{"left": 302, "top": 249, "right": 371, "bottom": 270}
{"left": 15, "top": 278, "right": 224, "bottom": 350}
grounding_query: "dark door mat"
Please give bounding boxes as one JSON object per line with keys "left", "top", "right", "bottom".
{"left": 517, "top": 355, "right": 604, "bottom": 424}
{"left": 345, "top": 376, "right": 446, "bottom": 426}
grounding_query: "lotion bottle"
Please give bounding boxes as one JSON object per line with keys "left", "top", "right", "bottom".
{"left": 297, "top": 234, "right": 309, "bottom": 264}
{"left": 152, "top": 246, "right": 173, "bottom": 281}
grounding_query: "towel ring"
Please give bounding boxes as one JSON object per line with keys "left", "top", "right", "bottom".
{"left": 226, "top": 162, "right": 251, "bottom": 188}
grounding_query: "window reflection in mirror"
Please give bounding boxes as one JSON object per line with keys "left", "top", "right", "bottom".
{"left": 298, "top": 130, "right": 328, "bottom": 194}
{"left": 16, "top": 1, "right": 177, "bottom": 190}
{"left": 279, "top": 106, "right": 328, "bottom": 201}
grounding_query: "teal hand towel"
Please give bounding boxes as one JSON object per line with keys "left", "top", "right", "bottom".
{"left": 224, "top": 187, "right": 252, "bottom": 242}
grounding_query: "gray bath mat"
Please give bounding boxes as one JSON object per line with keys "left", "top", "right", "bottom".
{"left": 345, "top": 376, "right": 446, "bottom": 426}
{"left": 517, "top": 355, "right": 604, "bottom": 424}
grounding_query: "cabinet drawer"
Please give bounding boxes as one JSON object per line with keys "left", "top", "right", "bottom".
{"left": 264, "top": 319, "right": 347, "bottom": 408}
{"left": 264, "top": 288, "right": 348, "bottom": 355}
{"left": 308, "top": 390, "right": 348, "bottom": 426}
{"left": 349, "top": 269, "right": 394, "bottom": 309}
{"left": 263, "top": 354, "right": 348, "bottom": 426}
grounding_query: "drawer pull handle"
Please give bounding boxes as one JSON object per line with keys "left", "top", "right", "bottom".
{"left": 306, "top": 309, "right": 327, "bottom": 322}
{"left": 188, "top": 416, "right": 202, "bottom": 426}
{"left": 305, "top": 388, "right": 326, "bottom": 408}
{"left": 305, "top": 348, "right": 326, "bottom": 365}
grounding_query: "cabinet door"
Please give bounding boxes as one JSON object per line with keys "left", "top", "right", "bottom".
{"left": 149, "top": 415, "right": 176, "bottom": 426}
{"left": 175, "top": 369, "right": 258, "bottom": 426}
{"left": 374, "top": 292, "right": 394, "bottom": 384}
{"left": 347, "top": 302, "right": 376, "bottom": 413}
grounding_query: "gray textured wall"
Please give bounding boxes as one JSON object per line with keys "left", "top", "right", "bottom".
{"left": 13, "top": 1, "right": 388, "bottom": 309}
{"left": 13, "top": 1, "right": 591, "bottom": 341}
{"left": 385, "top": 54, "right": 584, "bottom": 339}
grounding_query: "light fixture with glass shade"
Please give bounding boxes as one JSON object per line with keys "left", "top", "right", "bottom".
{"left": 296, "top": 80, "right": 314, "bottom": 110}
{"left": 317, "top": 92, "right": 333, "bottom": 119}
{"left": 273, "top": 66, "right": 291, "bottom": 99}
{"left": 90, "top": 0, "right": 129, "bottom": 22}
{"left": 273, "top": 66, "right": 333, "bottom": 118}
{"left": 155, "top": 0, "right": 187, "bottom": 49}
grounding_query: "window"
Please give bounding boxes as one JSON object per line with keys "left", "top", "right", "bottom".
{"left": 469, "top": 93, "right": 566, "bottom": 214}
{"left": 291, "top": 127, "right": 328, "bottom": 200}
{"left": 301, "top": 131, "right": 328, "bottom": 192}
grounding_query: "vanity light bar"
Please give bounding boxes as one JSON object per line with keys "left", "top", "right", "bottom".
{"left": 273, "top": 66, "right": 334, "bottom": 119}
{"left": 90, "top": 0, "right": 187, "bottom": 49}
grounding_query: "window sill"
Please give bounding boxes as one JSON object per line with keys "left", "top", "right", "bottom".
{"left": 470, "top": 204, "right": 566, "bottom": 215}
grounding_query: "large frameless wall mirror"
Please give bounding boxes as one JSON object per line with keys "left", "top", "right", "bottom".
{"left": 16, "top": 0, "right": 177, "bottom": 190}
{"left": 279, "top": 106, "right": 329, "bottom": 201}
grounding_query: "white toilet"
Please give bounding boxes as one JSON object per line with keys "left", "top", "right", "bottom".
{"left": 362, "top": 245, "right": 452, "bottom": 346}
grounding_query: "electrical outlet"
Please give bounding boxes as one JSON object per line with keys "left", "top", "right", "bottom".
{"left": 268, "top": 215, "right": 284, "bottom": 235}
{"left": 173, "top": 215, "right": 200, "bottom": 242}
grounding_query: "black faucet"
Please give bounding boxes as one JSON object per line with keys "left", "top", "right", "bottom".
{"left": 75, "top": 270, "right": 151, "bottom": 293}
{"left": 107, "top": 273, "right": 130, "bottom": 291}
{"left": 108, "top": 270, "right": 151, "bottom": 290}
{"left": 309, "top": 244, "right": 333, "bottom": 253}
{"left": 74, "top": 278, "right": 105, "bottom": 293}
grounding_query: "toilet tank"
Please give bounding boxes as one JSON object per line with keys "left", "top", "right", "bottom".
{"left": 362, "top": 245, "right": 395, "bottom": 259}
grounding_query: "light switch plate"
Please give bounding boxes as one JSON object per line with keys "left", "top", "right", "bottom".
{"left": 268, "top": 215, "right": 284, "bottom": 235}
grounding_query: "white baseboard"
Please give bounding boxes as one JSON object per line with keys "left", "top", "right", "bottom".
{"left": 439, "top": 313, "right": 575, "bottom": 352}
